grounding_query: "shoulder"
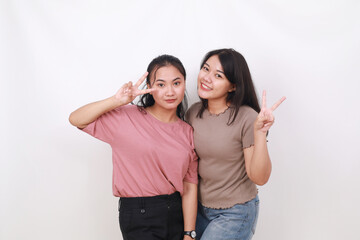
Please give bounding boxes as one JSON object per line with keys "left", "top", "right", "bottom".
{"left": 233, "top": 105, "right": 258, "bottom": 124}
{"left": 105, "top": 105, "right": 147, "bottom": 123}
{"left": 114, "top": 104, "right": 144, "bottom": 115}
{"left": 174, "top": 119, "right": 194, "bottom": 142}
{"left": 115, "top": 104, "right": 137, "bottom": 111}
{"left": 185, "top": 102, "right": 202, "bottom": 122}
{"left": 188, "top": 102, "right": 202, "bottom": 112}
{"left": 178, "top": 118, "right": 194, "bottom": 132}
{"left": 239, "top": 105, "right": 258, "bottom": 116}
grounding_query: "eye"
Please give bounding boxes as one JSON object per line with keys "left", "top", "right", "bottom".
{"left": 202, "top": 66, "right": 209, "bottom": 71}
{"left": 157, "top": 83, "right": 165, "bottom": 87}
{"left": 215, "top": 74, "right": 223, "bottom": 78}
{"left": 174, "top": 81, "right": 181, "bottom": 86}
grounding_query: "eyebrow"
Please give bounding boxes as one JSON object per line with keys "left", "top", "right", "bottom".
{"left": 155, "top": 77, "right": 181, "bottom": 82}
{"left": 204, "top": 62, "right": 224, "bottom": 74}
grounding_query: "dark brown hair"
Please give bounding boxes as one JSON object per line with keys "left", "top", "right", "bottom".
{"left": 197, "top": 48, "right": 260, "bottom": 125}
{"left": 138, "top": 54, "right": 188, "bottom": 120}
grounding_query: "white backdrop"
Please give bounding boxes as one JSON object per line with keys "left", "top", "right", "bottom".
{"left": 1, "top": 0, "right": 360, "bottom": 239}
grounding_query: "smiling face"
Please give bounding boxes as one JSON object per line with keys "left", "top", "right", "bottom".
{"left": 148, "top": 65, "right": 185, "bottom": 111}
{"left": 197, "top": 55, "right": 235, "bottom": 103}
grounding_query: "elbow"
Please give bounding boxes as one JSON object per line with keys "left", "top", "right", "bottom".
{"left": 254, "top": 178, "right": 269, "bottom": 186}
{"left": 69, "top": 112, "right": 85, "bottom": 128}
{"left": 248, "top": 172, "right": 271, "bottom": 186}
{"left": 247, "top": 160, "right": 272, "bottom": 186}
{"left": 68, "top": 112, "right": 77, "bottom": 126}
{"left": 182, "top": 182, "right": 197, "bottom": 197}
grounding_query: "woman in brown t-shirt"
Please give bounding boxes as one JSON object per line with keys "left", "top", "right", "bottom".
{"left": 185, "top": 48, "right": 286, "bottom": 240}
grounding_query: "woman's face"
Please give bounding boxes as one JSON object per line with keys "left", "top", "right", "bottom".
{"left": 197, "top": 55, "right": 235, "bottom": 102}
{"left": 148, "top": 65, "right": 185, "bottom": 111}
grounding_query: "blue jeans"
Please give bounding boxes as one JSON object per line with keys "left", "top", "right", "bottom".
{"left": 196, "top": 195, "right": 259, "bottom": 240}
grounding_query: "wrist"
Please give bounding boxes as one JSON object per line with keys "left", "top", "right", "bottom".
{"left": 109, "top": 95, "right": 127, "bottom": 108}
{"left": 254, "top": 130, "right": 267, "bottom": 138}
{"left": 184, "top": 230, "right": 196, "bottom": 239}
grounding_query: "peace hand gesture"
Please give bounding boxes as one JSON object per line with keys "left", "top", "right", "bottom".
{"left": 254, "top": 90, "right": 286, "bottom": 133}
{"left": 114, "top": 72, "right": 155, "bottom": 106}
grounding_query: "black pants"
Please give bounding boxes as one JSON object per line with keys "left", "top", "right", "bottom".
{"left": 118, "top": 192, "right": 184, "bottom": 240}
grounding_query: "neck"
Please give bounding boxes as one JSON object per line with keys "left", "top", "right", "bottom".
{"left": 207, "top": 98, "right": 229, "bottom": 115}
{"left": 146, "top": 105, "right": 178, "bottom": 123}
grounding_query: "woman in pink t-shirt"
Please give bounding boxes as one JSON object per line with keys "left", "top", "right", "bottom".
{"left": 69, "top": 55, "right": 198, "bottom": 240}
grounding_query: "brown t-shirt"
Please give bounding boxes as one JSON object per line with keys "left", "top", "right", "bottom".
{"left": 186, "top": 102, "right": 258, "bottom": 209}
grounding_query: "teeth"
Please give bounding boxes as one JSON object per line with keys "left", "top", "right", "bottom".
{"left": 201, "top": 83, "right": 211, "bottom": 90}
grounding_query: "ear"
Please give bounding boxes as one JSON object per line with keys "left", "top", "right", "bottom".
{"left": 228, "top": 84, "right": 236, "bottom": 92}
{"left": 147, "top": 83, "right": 152, "bottom": 94}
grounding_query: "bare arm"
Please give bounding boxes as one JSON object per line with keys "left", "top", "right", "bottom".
{"left": 69, "top": 72, "right": 154, "bottom": 129}
{"left": 244, "top": 90, "right": 286, "bottom": 186}
{"left": 244, "top": 134, "right": 271, "bottom": 186}
{"left": 182, "top": 182, "right": 197, "bottom": 240}
{"left": 69, "top": 97, "right": 122, "bottom": 129}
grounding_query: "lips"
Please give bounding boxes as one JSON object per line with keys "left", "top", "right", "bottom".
{"left": 165, "top": 99, "right": 176, "bottom": 103}
{"left": 200, "top": 82, "right": 212, "bottom": 91}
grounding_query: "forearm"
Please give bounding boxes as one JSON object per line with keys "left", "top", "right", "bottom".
{"left": 182, "top": 182, "right": 197, "bottom": 238}
{"left": 247, "top": 90, "right": 285, "bottom": 185}
{"left": 249, "top": 131, "right": 272, "bottom": 185}
{"left": 69, "top": 96, "right": 124, "bottom": 129}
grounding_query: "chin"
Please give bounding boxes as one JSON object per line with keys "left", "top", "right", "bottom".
{"left": 198, "top": 91, "right": 210, "bottom": 100}
{"left": 162, "top": 103, "right": 180, "bottom": 110}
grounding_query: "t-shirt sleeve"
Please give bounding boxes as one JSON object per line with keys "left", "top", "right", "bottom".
{"left": 183, "top": 128, "right": 199, "bottom": 184}
{"left": 81, "top": 108, "right": 121, "bottom": 144}
{"left": 242, "top": 108, "right": 258, "bottom": 149}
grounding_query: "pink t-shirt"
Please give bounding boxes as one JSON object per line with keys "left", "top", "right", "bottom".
{"left": 81, "top": 105, "right": 198, "bottom": 197}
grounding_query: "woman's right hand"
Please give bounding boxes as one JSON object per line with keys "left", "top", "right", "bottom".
{"left": 69, "top": 72, "right": 155, "bottom": 128}
{"left": 254, "top": 90, "right": 286, "bottom": 133}
{"left": 113, "top": 72, "right": 155, "bottom": 106}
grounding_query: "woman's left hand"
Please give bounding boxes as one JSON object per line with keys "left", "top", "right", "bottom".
{"left": 254, "top": 90, "right": 286, "bottom": 133}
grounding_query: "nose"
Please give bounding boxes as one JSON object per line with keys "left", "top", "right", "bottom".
{"left": 203, "top": 72, "right": 211, "bottom": 83}
{"left": 165, "top": 85, "right": 175, "bottom": 96}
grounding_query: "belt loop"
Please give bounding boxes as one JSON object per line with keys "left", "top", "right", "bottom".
{"left": 167, "top": 194, "right": 171, "bottom": 209}
{"left": 140, "top": 197, "right": 146, "bottom": 214}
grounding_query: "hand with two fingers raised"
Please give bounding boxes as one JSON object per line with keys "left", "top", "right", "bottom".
{"left": 254, "top": 90, "right": 286, "bottom": 133}
{"left": 113, "top": 72, "right": 155, "bottom": 106}
{"left": 69, "top": 72, "right": 155, "bottom": 129}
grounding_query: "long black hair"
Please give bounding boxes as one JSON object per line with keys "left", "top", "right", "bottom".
{"left": 197, "top": 48, "right": 260, "bottom": 125}
{"left": 138, "top": 54, "right": 188, "bottom": 120}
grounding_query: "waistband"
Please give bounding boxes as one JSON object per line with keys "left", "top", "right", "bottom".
{"left": 119, "top": 192, "right": 181, "bottom": 208}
